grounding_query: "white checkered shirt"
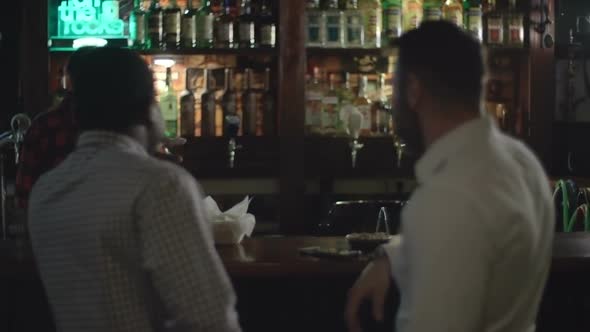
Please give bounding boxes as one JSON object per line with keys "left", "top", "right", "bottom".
{"left": 28, "top": 131, "right": 241, "bottom": 332}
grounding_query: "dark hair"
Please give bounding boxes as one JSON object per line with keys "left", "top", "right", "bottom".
{"left": 72, "top": 47, "right": 155, "bottom": 132}
{"left": 66, "top": 47, "right": 96, "bottom": 88}
{"left": 395, "top": 21, "right": 484, "bottom": 107}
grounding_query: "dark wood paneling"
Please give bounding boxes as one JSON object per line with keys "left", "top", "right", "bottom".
{"left": 22, "top": 0, "right": 49, "bottom": 118}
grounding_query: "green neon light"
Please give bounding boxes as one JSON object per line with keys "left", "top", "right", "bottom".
{"left": 57, "top": 0, "right": 125, "bottom": 38}
{"left": 73, "top": 37, "right": 108, "bottom": 48}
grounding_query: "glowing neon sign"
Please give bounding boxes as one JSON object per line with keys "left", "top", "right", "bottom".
{"left": 57, "top": 0, "right": 125, "bottom": 37}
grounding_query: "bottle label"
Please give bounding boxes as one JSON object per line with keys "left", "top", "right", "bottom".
{"left": 357, "top": 105, "right": 371, "bottom": 130}
{"left": 346, "top": 12, "right": 363, "bottom": 46}
{"left": 322, "top": 96, "right": 339, "bottom": 130}
{"left": 325, "top": 12, "right": 343, "bottom": 45}
{"left": 424, "top": 8, "right": 442, "bottom": 22}
{"left": 260, "top": 24, "right": 276, "bottom": 46}
{"left": 467, "top": 8, "right": 482, "bottom": 40}
{"left": 384, "top": 8, "right": 401, "bottom": 38}
{"left": 306, "top": 91, "right": 323, "bottom": 127}
{"left": 181, "top": 16, "right": 196, "bottom": 43}
{"left": 217, "top": 22, "right": 233, "bottom": 42}
{"left": 135, "top": 15, "right": 146, "bottom": 42}
{"left": 487, "top": 17, "right": 503, "bottom": 44}
{"left": 196, "top": 14, "right": 214, "bottom": 40}
{"left": 364, "top": 9, "right": 381, "bottom": 47}
{"left": 239, "top": 22, "right": 255, "bottom": 42}
{"left": 164, "top": 13, "right": 181, "bottom": 36}
{"left": 508, "top": 17, "right": 524, "bottom": 44}
{"left": 306, "top": 12, "right": 322, "bottom": 45}
{"left": 403, "top": 2, "right": 423, "bottom": 31}
{"left": 443, "top": 8, "right": 463, "bottom": 27}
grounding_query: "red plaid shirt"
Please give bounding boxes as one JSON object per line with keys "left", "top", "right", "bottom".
{"left": 16, "top": 98, "right": 78, "bottom": 209}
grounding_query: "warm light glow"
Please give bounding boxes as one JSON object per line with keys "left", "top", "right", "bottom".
{"left": 154, "top": 59, "right": 176, "bottom": 68}
{"left": 73, "top": 37, "right": 108, "bottom": 49}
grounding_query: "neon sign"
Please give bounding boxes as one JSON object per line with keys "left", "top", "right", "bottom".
{"left": 73, "top": 37, "right": 108, "bottom": 48}
{"left": 57, "top": 0, "right": 125, "bottom": 37}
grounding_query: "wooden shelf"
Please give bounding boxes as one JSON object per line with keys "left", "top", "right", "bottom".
{"left": 49, "top": 47, "right": 278, "bottom": 56}
{"left": 306, "top": 47, "right": 392, "bottom": 57}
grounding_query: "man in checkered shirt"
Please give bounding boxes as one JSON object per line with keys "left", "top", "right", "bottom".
{"left": 28, "top": 47, "right": 242, "bottom": 332}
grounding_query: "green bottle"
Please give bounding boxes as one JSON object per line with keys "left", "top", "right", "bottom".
{"left": 464, "top": 0, "right": 483, "bottom": 41}
{"left": 423, "top": 0, "right": 442, "bottom": 22}
{"left": 196, "top": 0, "right": 215, "bottom": 48}
{"left": 382, "top": 0, "right": 402, "bottom": 43}
{"left": 130, "top": 0, "right": 148, "bottom": 49}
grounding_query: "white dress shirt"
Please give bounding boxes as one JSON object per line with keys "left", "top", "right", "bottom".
{"left": 383, "top": 115, "right": 554, "bottom": 332}
{"left": 29, "top": 131, "right": 241, "bottom": 332}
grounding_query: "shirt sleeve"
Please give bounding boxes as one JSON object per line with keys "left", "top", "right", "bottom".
{"left": 385, "top": 185, "right": 493, "bottom": 332}
{"left": 136, "top": 168, "right": 241, "bottom": 332}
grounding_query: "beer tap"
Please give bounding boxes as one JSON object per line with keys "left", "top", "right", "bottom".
{"left": 346, "top": 109, "right": 364, "bottom": 169}
{"left": 225, "top": 115, "right": 242, "bottom": 169}
{"left": 393, "top": 137, "right": 406, "bottom": 169}
{"left": 11, "top": 113, "right": 31, "bottom": 164}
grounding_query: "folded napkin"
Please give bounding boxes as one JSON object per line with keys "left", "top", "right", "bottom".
{"left": 204, "top": 196, "right": 256, "bottom": 244}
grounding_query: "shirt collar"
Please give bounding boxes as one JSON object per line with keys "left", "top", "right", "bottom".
{"left": 76, "top": 131, "right": 148, "bottom": 156}
{"left": 415, "top": 114, "right": 496, "bottom": 184}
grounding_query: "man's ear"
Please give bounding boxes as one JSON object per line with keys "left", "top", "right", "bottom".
{"left": 406, "top": 73, "right": 421, "bottom": 112}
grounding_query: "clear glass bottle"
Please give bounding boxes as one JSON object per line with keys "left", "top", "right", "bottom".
{"left": 163, "top": 0, "right": 181, "bottom": 49}
{"left": 242, "top": 68, "right": 258, "bottom": 135}
{"left": 181, "top": 0, "right": 197, "bottom": 49}
{"left": 506, "top": 0, "right": 524, "bottom": 47}
{"left": 238, "top": 0, "right": 256, "bottom": 48}
{"left": 201, "top": 69, "right": 217, "bottom": 137}
{"left": 257, "top": 0, "right": 276, "bottom": 48}
{"left": 353, "top": 75, "right": 371, "bottom": 136}
{"left": 306, "top": 0, "right": 325, "bottom": 47}
{"left": 382, "top": 0, "right": 402, "bottom": 44}
{"left": 423, "top": 0, "right": 442, "bottom": 22}
{"left": 403, "top": 0, "right": 423, "bottom": 32}
{"left": 443, "top": 0, "right": 463, "bottom": 27}
{"left": 180, "top": 68, "right": 196, "bottom": 137}
{"left": 215, "top": 0, "right": 236, "bottom": 48}
{"left": 345, "top": 0, "right": 364, "bottom": 47}
{"left": 372, "top": 73, "right": 392, "bottom": 135}
{"left": 465, "top": 0, "right": 483, "bottom": 41}
{"left": 159, "top": 67, "right": 178, "bottom": 138}
{"left": 324, "top": 0, "right": 345, "bottom": 48}
{"left": 130, "top": 0, "right": 148, "bottom": 49}
{"left": 261, "top": 68, "right": 276, "bottom": 135}
{"left": 196, "top": 0, "right": 215, "bottom": 48}
{"left": 359, "top": 0, "right": 381, "bottom": 48}
{"left": 486, "top": 0, "right": 503, "bottom": 46}
{"left": 322, "top": 73, "right": 341, "bottom": 135}
{"left": 221, "top": 68, "right": 238, "bottom": 135}
{"left": 305, "top": 67, "right": 325, "bottom": 134}
{"left": 148, "top": 0, "right": 164, "bottom": 49}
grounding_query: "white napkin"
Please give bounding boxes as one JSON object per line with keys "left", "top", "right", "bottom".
{"left": 204, "top": 196, "right": 256, "bottom": 244}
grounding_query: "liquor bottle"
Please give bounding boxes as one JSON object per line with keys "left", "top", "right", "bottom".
{"left": 130, "top": 0, "right": 148, "bottom": 49}
{"left": 148, "top": 0, "right": 164, "bottom": 49}
{"left": 201, "top": 69, "right": 217, "bottom": 137}
{"left": 160, "top": 67, "right": 178, "bottom": 138}
{"left": 257, "top": 0, "right": 276, "bottom": 48}
{"left": 211, "top": 0, "right": 223, "bottom": 14}
{"left": 196, "top": 0, "right": 215, "bottom": 48}
{"left": 339, "top": 72, "right": 356, "bottom": 106}
{"left": 353, "top": 75, "right": 371, "bottom": 136}
{"left": 465, "top": 0, "right": 483, "bottom": 41}
{"left": 322, "top": 73, "right": 340, "bottom": 135}
{"left": 261, "top": 68, "right": 276, "bottom": 135}
{"left": 180, "top": 69, "right": 196, "bottom": 137}
{"left": 305, "top": 67, "right": 325, "bottom": 134}
{"left": 382, "top": 0, "right": 402, "bottom": 44}
{"left": 403, "top": 0, "right": 423, "bottom": 32}
{"left": 359, "top": 0, "right": 381, "bottom": 48}
{"left": 372, "top": 73, "right": 391, "bottom": 135}
{"left": 306, "top": 0, "right": 325, "bottom": 47}
{"left": 221, "top": 68, "right": 238, "bottom": 135}
{"left": 163, "top": 0, "right": 181, "bottom": 49}
{"left": 506, "top": 0, "right": 524, "bottom": 47}
{"left": 238, "top": 0, "right": 256, "bottom": 48}
{"left": 344, "top": 0, "right": 364, "bottom": 47}
{"left": 215, "top": 0, "right": 236, "bottom": 48}
{"left": 485, "top": 0, "right": 503, "bottom": 46}
{"left": 181, "top": 0, "right": 197, "bottom": 48}
{"left": 443, "top": 0, "right": 463, "bottom": 27}
{"left": 423, "top": 0, "right": 442, "bottom": 22}
{"left": 242, "top": 69, "right": 258, "bottom": 135}
{"left": 324, "top": 0, "right": 345, "bottom": 48}
{"left": 52, "top": 69, "right": 68, "bottom": 108}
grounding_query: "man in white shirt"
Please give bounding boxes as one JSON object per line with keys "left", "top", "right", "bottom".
{"left": 346, "top": 21, "right": 554, "bottom": 332}
{"left": 29, "top": 48, "right": 241, "bottom": 332}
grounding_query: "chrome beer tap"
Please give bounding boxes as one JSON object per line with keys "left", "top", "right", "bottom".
{"left": 225, "top": 115, "right": 242, "bottom": 169}
{"left": 346, "top": 109, "right": 364, "bottom": 169}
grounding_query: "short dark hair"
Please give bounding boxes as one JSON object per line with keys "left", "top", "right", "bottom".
{"left": 66, "top": 47, "right": 96, "bottom": 88}
{"left": 395, "top": 21, "right": 484, "bottom": 107}
{"left": 72, "top": 47, "right": 155, "bottom": 132}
